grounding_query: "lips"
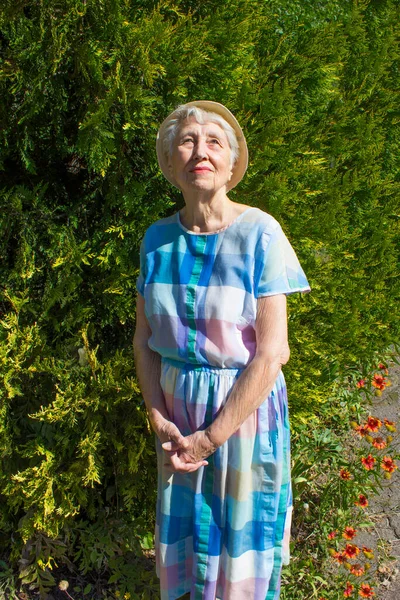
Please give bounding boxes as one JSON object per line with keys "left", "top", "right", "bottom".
{"left": 190, "top": 167, "right": 212, "bottom": 173}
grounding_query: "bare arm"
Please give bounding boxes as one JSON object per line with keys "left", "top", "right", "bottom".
{"left": 163, "top": 294, "right": 290, "bottom": 464}
{"left": 205, "top": 294, "right": 290, "bottom": 448}
{"left": 133, "top": 293, "right": 207, "bottom": 472}
{"left": 133, "top": 293, "right": 169, "bottom": 429}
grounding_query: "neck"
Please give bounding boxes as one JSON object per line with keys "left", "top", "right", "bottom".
{"left": 180, "top": 189, "right": 235, "bottom": 232}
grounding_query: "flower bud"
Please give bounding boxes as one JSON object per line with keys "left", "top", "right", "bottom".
{"left": 387, "top": 435, "right": 393, "bottom": 443}
{"left": 365, "top": 435, "right": 374, "bottom": 443}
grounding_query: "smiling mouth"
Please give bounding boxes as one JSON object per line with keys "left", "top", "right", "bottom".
{"left": 190, "top": 167, "right": 212, "bottom": 172}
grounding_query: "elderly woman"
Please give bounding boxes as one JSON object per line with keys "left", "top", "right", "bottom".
{"left": 133, "top": 101, "right": 311, "bottom": 600}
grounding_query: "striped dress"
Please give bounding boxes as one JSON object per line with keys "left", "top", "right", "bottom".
{"left": 136, "top": 207, "right": 311, "bottom": 600}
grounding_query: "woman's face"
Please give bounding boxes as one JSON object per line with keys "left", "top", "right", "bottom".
{"left": 168, "top": 116, "right": 233, "bottom": 194}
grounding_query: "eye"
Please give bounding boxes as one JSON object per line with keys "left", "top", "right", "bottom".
{"left": 181, "top": 137, "right": 194, "bottom": 145}
{"left": 208, "top": 138, "right": 221, "bottom": 145}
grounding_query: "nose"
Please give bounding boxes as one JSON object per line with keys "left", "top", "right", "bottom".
{"left": 193, "top": 137, "right": 208, "bottom": 160}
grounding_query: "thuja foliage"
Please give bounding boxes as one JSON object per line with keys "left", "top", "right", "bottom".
{"left": 0, "top": 0, "right": 399, "bottom": 595}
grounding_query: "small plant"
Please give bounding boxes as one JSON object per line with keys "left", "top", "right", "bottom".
{"left": 0, "top": 560, "right": 19, "bottom": 599}
{"left": 281, "top": 355, "right": 399, "bottom": 599}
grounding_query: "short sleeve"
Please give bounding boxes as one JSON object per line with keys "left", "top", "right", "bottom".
{"left": 136, "top": 237, "right": 146, "bottom": 297}
{"left": 255, "top": 223, "right": 311, "bottom": 298}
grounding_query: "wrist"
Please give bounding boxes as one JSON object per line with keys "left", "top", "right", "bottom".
{"left": 148, "top": 407, "right": 168, "bottom": 427}
{"left": 203, "top": 427, "right": 222, "bottom": 453}
{"left": 149, "top": 414, "right": 170, "bottom": 438}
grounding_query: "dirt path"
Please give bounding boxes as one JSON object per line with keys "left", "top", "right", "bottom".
{"left": 355, "top": 359, "right": 400, "bottom": 599}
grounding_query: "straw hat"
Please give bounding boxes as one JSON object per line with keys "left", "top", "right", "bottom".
{"left": 156, "top": 100, "right": 248, "bottom": 191}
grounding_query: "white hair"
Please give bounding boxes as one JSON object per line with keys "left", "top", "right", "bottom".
{"left": 162, "top": 105, "right": 239, "bottom": 168}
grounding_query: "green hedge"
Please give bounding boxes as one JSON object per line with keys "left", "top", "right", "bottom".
{"left": 0, "top": 0, "right": 399, "bottom": 594}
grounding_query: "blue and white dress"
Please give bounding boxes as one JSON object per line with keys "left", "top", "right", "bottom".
{"left": 137, "top": 207, "right": 311, "bottom": 600}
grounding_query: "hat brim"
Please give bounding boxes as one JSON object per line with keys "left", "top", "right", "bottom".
{"left": 156, "top": 100, "right": 248, "bottom": 192}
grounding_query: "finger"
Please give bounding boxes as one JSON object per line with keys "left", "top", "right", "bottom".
{"left": 167, "top": 457, "right": 208, "bottom": 473}
{"left": 165, "top": 462, "right": 201, "bottom": 473}
{"left": 181, "top": 461, "right": 208, "bottom": 472}
{"left": 165, "top": 426, "right": 190, "bottom": 448}
{"left": 164, "top": 448, "right": 209, "bottom": 466}
{"left": 162, "top": 441, "right": 180, "bottom": 452}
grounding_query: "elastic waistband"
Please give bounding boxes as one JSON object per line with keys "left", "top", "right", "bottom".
{"left": 161, "top": 356, "right": 245, "bottom": 374}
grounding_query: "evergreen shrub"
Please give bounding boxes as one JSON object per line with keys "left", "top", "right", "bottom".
{"left": 0, "top": 0, "right": 399, "bottom": 595}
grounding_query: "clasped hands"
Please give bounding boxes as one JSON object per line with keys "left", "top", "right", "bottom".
{"left": 154, "top": 418, "right": 216, "bottom": 473}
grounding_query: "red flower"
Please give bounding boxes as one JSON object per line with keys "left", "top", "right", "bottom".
{"left": 355, "top": 494, "right": 368, "bottom": 508}
{"left": 365, "top": 416, "right": 382, "bottom": 431}
{"left": 344, "top": 582, "right": 354, "bottom": 597}
{"left": 381, "top": 456, "right": 398, "bottom": 474}
{"left": 356, "top": 379, "right": 366, "bottom": 388}
{"left": 361, "top": 454, "right": 376, "bottom": 470}
{"left": 354, "top": 424, "right": 369, "bottom": 437}
{"left": 378, "top": 363, "right": 386, "bottom": 370}
{"left": 372, "top": 436, "right": 386, "bottom": 450}
{"left": 371, "top": 374, "right": 386, "bottom": 391}
{"left": 340, "top": 469, "right": 352, "bottom": 480}
{"left": 359, "top": 583, "right": 375, "bottom": 597}
{"left": 350, "top": 563, "right": 364, "bottom": 576}
{"left": 343, "top": 526, "right": 357, "bottom": 540}
{"left": 327, "top": 530, "right": 337, "bottom": 539}
{"left": 343, "top": 544, "right": 360, "bottom": 559}
{"left": 332, "top": 551, "right": 346, "bottom": 564}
